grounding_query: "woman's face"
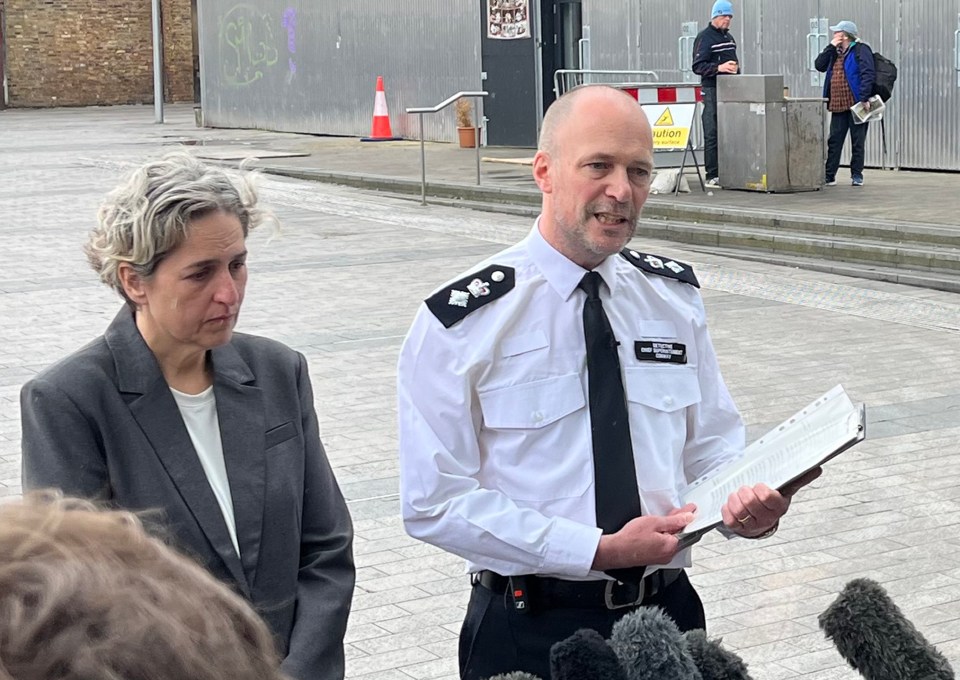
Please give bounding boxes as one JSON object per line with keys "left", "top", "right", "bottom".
{"left": 129, "top": 210, "right": 248, "bottom": 357}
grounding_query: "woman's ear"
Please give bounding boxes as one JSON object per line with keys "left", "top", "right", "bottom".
{"left": 118, "top": 263, "right": 147, "bottom": 307}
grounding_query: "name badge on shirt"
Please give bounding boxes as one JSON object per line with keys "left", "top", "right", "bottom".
{"left": 635, "top": 341, "right": 687, "bottom": 364}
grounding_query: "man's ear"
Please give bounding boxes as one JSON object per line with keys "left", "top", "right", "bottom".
{"left": 117, "top": 263, "right": 147, "bottom": 306}
{"left": 532, "top": 150, "right": 554, "bottom": 194}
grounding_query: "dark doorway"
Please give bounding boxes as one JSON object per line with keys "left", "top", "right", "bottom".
{"left": 479, "top": 0, "right": 540, "bottom": 146}
{"left": 542, "top": 0, "right": 582, "bottom": 111}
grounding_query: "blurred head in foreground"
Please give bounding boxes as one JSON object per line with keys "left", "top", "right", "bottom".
{"left": 0, "top": 492, "right": 286, "bottom": 680}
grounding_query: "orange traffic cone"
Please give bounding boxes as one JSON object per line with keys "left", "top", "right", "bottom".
{"left": 361, "top": 76, "right": 402, "bottom": 142}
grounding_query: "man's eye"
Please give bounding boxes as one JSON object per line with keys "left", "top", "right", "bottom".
{"left": 189, "top": 270, "right": 209, "bottom": 281}
{"left": 588, "top": 162, "right": 608, "bottom": 171}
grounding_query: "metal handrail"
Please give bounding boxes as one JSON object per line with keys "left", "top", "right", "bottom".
{"left": 406, "top": 90, "right": 488, "bottom": 206}
{"left": 553, "top": 69, "right": 659, "bottom": 99}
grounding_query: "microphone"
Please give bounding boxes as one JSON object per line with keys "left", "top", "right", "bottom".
{"left": 609, "top": 607, "right": 703, "bottom": 680}
{"left": 682, "top": 629, "right": 754, "bottom": 680}
{"left": 819, "top": 577, "right": 955, "bottom": 680}
{"left": 550, "top": 628, "right": 628, "bottom": 680}
{"left": 486, "top": 674, "right": 543, "bottom": 680}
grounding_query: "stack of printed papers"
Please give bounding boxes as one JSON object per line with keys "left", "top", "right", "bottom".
{"left": 676, "top": 385, "right": 866, "bottom": 547}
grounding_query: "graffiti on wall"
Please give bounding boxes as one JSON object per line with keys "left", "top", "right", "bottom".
{"left": 219, "top": 4, "right": 280, "bottom": 86}
{"left": 281, "top": 7, "right": 297, "bottom": 79}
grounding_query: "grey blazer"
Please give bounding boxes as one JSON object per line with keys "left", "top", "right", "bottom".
{"left": 21, "top": 308, "right": 355, "bottom": 680}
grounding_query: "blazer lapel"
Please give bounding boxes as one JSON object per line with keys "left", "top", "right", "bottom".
{"left": 211, "top": 341, "right": 266, "bottom": 591}
{"left": 105, "top": 308, "right": 251, "bottom": 598}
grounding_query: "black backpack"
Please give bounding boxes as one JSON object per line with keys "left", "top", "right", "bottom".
{"left": 872, "top": 52, "right": 898, "bottom": 101}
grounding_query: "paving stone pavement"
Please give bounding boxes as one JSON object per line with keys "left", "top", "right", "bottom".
{"left": 1, "top": 106, "right": 960, "bottom": 679}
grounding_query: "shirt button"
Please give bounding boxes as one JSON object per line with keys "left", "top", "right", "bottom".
{"left": 532, "top": 411, "right": 544, "bottom": 423}
{"left": 663, "top": 396, "right": 675, "bottom": 407}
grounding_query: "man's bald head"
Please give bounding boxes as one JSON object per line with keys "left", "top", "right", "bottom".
{"left": 538, "top": 85, "right": 648, "bottom": 156}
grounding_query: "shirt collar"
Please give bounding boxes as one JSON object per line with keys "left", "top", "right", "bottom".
{"left": 524, "top": 218, "right": 621, "bottom": 301}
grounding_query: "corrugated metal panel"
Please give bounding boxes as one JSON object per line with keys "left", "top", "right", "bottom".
{"left": 898, "top": 0, "right": 960, "bottom": 170}
{"left": 582, "top": 0, "right": 637, "bottom": 70}
{"left": 198, "top": 0, "right": 481, "bottom": 142}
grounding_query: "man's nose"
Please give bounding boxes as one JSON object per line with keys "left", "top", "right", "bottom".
{"left": 606, "top": 167, "right": 632, "bottom": 203}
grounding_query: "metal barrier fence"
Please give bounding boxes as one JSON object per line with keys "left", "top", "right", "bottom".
{"left": 553, "top": 69, "right": 659, "bottom": 99}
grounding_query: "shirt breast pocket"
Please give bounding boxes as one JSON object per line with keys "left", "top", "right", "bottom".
{"left": 477, "top": 373, "right": 590, "bottom": 501}
{"left": 623, "top": 365, "right": 702, "bottom": 466}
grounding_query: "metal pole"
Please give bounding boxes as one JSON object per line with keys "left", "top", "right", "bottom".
{"left": 419, "top": 114, "right": 427, "bottom": 206}
{"left": 474, "top": 97, "right": 481, "bottom": 186}
{"left": 151, "top": 0, "right": 164, "bottom": 123}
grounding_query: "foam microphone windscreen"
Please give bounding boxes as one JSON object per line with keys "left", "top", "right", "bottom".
{"left": 683, "top": 630, "right": 754, "bottom": 680}
{"left": 550, "top": 628, "right": 628, "bottom": 680}
{"left": 819, "top": 577, "right": 955, "bottom": 680}
{"left": 486, "top": 673, "right": 543, "bottom": 680}
{"left": 609, "top": 606, "right": 703, "bottom": 680}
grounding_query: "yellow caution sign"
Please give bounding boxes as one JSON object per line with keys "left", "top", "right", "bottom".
{"left": 643, "top": 103, "right": 696, "bottom": 150}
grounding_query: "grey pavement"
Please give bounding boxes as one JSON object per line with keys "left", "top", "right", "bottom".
{"left": 2, "top": 104, "right": 960, "bottom": 679}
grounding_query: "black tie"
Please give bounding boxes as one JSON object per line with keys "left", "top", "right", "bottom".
{"left": 579, "top": 271, "right": 646, "bottom": 583}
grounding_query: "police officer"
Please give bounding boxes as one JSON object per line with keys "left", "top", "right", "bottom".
{"left": 397, "top": 85, "right": 818, "bottom": 680}
{"left": 692, "top": 0, "right": 740, "bottom": 188}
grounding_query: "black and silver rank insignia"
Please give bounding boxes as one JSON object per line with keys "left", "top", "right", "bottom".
{"left": 425, "top": 265, "right": 516, "bottom": 328}
{"left": 620, "top": 249, "right": 699, "bottom": 287}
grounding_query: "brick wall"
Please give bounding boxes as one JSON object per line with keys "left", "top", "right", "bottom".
{"left": 2, "top": 0, "right": 194, "bottom": 107}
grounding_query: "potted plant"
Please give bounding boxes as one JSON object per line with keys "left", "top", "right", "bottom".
{"left": 455, "top": 98, "right": 478, "bottom": 148}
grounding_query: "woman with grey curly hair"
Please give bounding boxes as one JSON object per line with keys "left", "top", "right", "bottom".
{"left": 19, "top": 152, "right": 355, "bottom": 680}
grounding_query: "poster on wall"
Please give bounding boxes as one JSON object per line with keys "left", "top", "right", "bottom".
{"left": 487, "top": 0, "right": 530, "bottom": 40}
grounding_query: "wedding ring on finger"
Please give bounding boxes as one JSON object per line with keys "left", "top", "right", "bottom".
{"left": 736, "top": 514, "right": 753, "bottom": 524}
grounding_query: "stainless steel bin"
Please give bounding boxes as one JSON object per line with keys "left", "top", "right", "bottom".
{"left": 717, "top": 74, "right": 825, "bottom": 192}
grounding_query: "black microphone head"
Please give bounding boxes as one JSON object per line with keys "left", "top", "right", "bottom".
{"left": 550, "top": 628, "right": 627, "bottom": 680}
{"left": 486, "top": 674, "right": 543, "bottom": 680}
{"left": 609, "top": 606, "right": 703, "bottom": 680}
{"left": 819, "top": 577, "right": 955, "bottom": 680}
{"left": 683, "top": 630, "right": 753, "bottom": 680}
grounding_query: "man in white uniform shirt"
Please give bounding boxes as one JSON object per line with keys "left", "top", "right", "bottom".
{"left": 397, "top": 85, "right": 819, "bottom": 680}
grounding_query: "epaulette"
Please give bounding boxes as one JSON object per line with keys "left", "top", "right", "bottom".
{"left": 620, "top": 249, "right": 699, "bottom": 288}
{"left": 425, "top": 264, "right": 516, "bottom": 329}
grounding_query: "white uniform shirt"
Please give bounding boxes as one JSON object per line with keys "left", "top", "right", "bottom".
{"left": 170, "top": 385, "right": 241, "bottom": 557}
{"left": 398, "top": 223, "right": 745, "bottom": 580}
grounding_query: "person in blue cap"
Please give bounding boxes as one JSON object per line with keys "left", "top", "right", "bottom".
{"left": 692, "top": 0, "right": 739, "bottom": 188}
{"left": 815, "top": 20, "right": 876, "bottom": 187}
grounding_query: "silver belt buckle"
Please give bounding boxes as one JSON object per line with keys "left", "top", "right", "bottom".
{"left": 604, "top": 579, "right": 645, "bottom": 610}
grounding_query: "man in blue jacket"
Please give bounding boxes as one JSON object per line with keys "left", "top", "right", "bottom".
{"left": 815, "top": 20, "right": 876, "bottom": 187}
{"left": 692, "top": 0, "right": 739, "bottom": 188}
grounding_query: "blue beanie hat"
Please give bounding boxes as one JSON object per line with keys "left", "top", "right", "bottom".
{"left": 712, "top": 0, "right": 734, "bottom": 18}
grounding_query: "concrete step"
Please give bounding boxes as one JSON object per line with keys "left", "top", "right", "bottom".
{"left": 636, "top": 218, "right": 960, "bottom": 274}
{"left": 644, "top": 200, "right": 960, "bottom": 248}
{"left": 252, "top": 163, "right": 960, "bottom": 291}
{"left": 683, "top": 246, "right": 960, "bottom": 294}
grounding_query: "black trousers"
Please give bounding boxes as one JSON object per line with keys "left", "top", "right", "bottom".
{"left": 459, "top": 570, "right": 705, "bottom": 680}
{"left": 825, "top": 110, "right": 869, "bottom": 181}
{"left": 701, "top": 87, "right": 719, "bottom": 180}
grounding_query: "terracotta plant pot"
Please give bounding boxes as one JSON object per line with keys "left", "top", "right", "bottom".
{"left": 457, "top": 126, "right": 478, "bottom": 148}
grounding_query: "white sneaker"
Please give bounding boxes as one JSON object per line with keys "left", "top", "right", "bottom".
{"left": 704, "top": 178, "right": 721, "bottom": 189}
{"left": 824, "top": 179, "right": 837, "bottom": 186}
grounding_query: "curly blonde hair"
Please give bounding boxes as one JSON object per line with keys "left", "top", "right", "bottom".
{"left": 0, "top": 492, "right": 286, "bottom": 680}
{"left": 85, "top": 152, "right": 270, "bottom": 305}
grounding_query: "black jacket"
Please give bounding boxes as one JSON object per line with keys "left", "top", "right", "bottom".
{"left": 692, "top": 23, "right": 739, "bottom": 89}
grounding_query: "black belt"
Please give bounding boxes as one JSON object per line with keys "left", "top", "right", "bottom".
{"left": 472, "top": 568, "right": 683, "bottom": 611}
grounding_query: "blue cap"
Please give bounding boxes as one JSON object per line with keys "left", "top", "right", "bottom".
{"left": 829, "top": 20, "right": 859, "bottom": 37}
{"left": 712, "top": 0, "right": 734, "bottom": 18}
